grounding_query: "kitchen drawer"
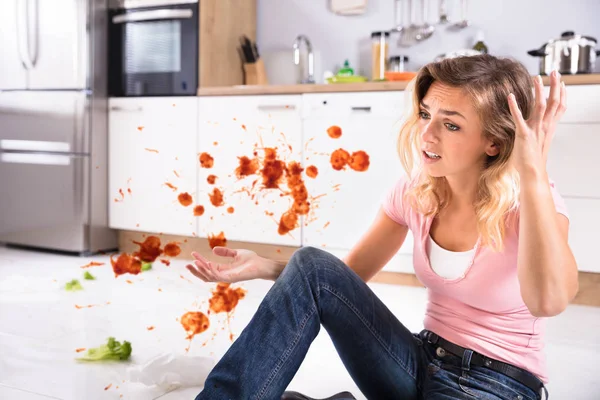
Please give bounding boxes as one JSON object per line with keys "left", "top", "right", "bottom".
{"left": 198, "top": 95, "right": 303, "bottom": 119}
{"left": 547, "top": 123, "right": 600, "bottom": 198}
{"left": 302, "top": 91, "right": 406, "bottom": 119}
{"left": 563, "top": 197, "right": 600, "bottom": 273}
{"left": 544, "top": 84, "right": 600, "bottom": 124}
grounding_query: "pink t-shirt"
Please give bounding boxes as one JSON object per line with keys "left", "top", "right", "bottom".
{"left": 382, "top": 175, "right": 569, "bottom": 383}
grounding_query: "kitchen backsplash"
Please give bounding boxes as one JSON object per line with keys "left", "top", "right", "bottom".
{"left": 257, "top": 0, "right": 600, "bottom": 81}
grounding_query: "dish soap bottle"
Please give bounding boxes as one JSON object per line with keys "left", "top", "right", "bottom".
{"left": 337, "top": 60, "right": 354, "bottom": 77}
{"left": 473, "top": 31, "right": 488, "bottom": 54}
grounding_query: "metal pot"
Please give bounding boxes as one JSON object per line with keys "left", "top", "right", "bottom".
{"left": 528, "top": 31, "right": 600, "bottom": 75}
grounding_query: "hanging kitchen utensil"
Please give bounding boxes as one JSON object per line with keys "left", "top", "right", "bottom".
{"left": 438, "top": 0, "right": 449, "bottom": 24}
{"left": 448, "top": 0, "right": 469, "bottom": 31}
{"left": 416, "top": 0, "right": 434, "bottom": 41}
{"left": 528, "top": 31, "right": 600, "bottom": 75}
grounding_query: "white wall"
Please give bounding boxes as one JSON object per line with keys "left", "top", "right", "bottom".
{"left": 257, "top": 0, "right": 600, "bottom": 81}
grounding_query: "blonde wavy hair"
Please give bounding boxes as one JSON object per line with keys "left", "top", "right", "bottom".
{"left": 398, "top": 54, "right": 535, "bottom": 251}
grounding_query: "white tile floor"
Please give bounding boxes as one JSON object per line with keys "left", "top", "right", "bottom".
{"left": 0, "top": 246, "right": 599, "bottom": 400}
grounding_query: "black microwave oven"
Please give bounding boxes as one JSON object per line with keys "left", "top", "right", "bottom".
{"left": 108, "top": 0, "right": 198, "bottom": 96}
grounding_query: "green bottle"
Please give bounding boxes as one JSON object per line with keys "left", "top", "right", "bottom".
{"left": 337, "top": 60, "right": 354, "bottom": 77}
{"left": 473, "top": 31, "right": 488, "bottom": 54}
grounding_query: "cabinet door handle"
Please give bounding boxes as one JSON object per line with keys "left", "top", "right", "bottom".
{"left": 257, "top": 104, "right": 296, "bottom": 112}
{"left": 110, "top": 106, "right": 143, "bottom": 112}
{"left": 351, "top": 106, "right": 372, "bottom": 112}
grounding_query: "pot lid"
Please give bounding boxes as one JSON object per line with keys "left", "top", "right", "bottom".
{"left": 556, "top": 31, "right": 597, "bottom": 44}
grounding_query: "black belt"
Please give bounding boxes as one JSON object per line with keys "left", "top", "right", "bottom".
{"left": 422, "top": 330, "right": 545, "bottom": 396}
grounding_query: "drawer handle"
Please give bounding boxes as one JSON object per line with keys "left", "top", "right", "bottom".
{"left": 351, "top": 106, "right": 372, "bottom": 112}
{"left": 257, "top": 105, "right": 296, "bottom": 111}
{"left": 110, "top": 106, "right": 143, "bottom": 112}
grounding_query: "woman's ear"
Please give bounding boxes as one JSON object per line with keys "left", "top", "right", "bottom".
{"left": 486, "top": 142, "right": 500, "bottom": 157}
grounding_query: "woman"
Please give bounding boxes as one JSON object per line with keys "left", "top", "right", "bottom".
{"left": 187, "top": 54, "right": 578, "bottom": 400}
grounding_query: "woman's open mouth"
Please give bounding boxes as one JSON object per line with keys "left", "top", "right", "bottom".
{"left": 423, "top": 150, "right": 441, "bottom": 163}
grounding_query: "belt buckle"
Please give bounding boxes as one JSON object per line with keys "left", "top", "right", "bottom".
{"left": 426, "top": 331, "right": 439, "bottom": 344}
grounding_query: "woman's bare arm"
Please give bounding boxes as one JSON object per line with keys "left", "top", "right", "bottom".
{"left": 342, "top": 207, "right": 410, "bottom": 282}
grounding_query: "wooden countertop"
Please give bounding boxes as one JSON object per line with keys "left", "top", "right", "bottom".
{"left": 197, "top": 73, "right": 600, "bottom": 96}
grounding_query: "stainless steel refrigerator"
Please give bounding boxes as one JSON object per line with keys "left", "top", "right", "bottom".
{"left": 0, "top": 0, "right": 117, "bottom": 254}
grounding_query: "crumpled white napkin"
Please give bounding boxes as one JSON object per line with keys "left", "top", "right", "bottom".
{"left": 126, "top": 353, "right": 215, "bottom": 389}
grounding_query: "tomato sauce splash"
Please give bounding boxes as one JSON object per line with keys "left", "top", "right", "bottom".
{"left": 110, "top": 253, "right": 142, "bottom": 277}
{"left": 199, "top": 152, "right": 214, "bottom": 168}
{"left": 164, "top": 182, "right": 178, "bottom": 191}
{"left": 178, "top": 192, "right": 193, "bottom": 207}
{"left": 132, "top": 236, "right": 163, "bottom": 262}
{"left": 181, "top": 311, "right": 210, "bottom": 342}
{"left": 330, "top": 149, "right": 351, "bottom": 171}
{"left": 207, "top": 174, "right": 217, "bottom": 184}
{"left": 164, "top": 242, "right": 181, "bottom": 257}
{"left": 305, "top": 165, "right": 318, "bottom": 178}
{"left": 208, "top": 232, "right": 227, "bottom": 249}
{"left": 235, "top": 156, "right": 260, "bottom": 179}
{"left": 80, "top": 261, "right": 104, "bottom": 269}
{"left": 327, "top": 125, "right": 342, "bottom": 139}
{"left": 349, "top": 150, "right": 370, "bottom": 172}
{"left": 209, "top": 188, "right": 224, "bottom": 207}
{"left": 193, "top": 205, "right": 205, "bottom": 216}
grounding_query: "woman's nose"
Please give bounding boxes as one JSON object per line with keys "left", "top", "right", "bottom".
{"left": 420, "top": 122, "right": 437, "bottom": 143}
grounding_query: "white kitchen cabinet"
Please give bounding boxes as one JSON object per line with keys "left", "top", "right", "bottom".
{"left": 544, "top": 85, "right": 600, "bottom": 124}
{"left": 301, "top": 92, "right": 415, "bottom": 273}
{"left": 108, "top": 97, "right": 198, "bottom": 236}
{"left": 196, "top": 95, "right": 304, "bottom": 247}
{"left": 547, "top": 123, "right": 600, "bottom": 198}
{"left": 562, "top": 197, "right": 600, "bottom": 273}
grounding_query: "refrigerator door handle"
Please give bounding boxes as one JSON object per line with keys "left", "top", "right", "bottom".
{"left": 29, "top": 0, "right": 39, "bottom": 67}
{"left": 16, "top": 0, "right": 33, "bottom": 70}
{"left": 112, "top": 9, "right": 194, "bottom": 24}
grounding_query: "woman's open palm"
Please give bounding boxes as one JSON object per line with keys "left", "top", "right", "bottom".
{"left": 186, "top": 247, "right": 267, "bottom": 283}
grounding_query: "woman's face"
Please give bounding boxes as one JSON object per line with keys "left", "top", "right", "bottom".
{"left": 417, "top": 81, "right": 499, "bottom": 179}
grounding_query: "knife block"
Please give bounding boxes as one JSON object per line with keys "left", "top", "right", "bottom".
{"left": 243, "top": 59, "right": 269, "bottom": 85}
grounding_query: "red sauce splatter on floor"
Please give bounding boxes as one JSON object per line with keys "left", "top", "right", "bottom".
{"left": 330, "top": 149, "right": 351, "bottom": 170}
{"left": 181, "top": 311, "right": 210, "bottom": 340}
{"left": 178, "top": 192, "right": 193, "bottom": 207}
{"left": 349, "top": 150, "right": 370, "bottom": 171}
{"left": 194, "top": 205, "right": 205, "bottom": 216}
{"left": 235, "top": 156, "right": 260, "bottom": 179}
{"left": 147, "top": 326, "right": 155, "bottom": 331}
{"left": 145, "top": 148, "right": 159, "bottom": 153}
{"left": 75, "top": 348, "right": 86, "bottom": 352}
{"left": 110, "top": 253, "right": 142, "bottom": 277}
{"left": 133, "top": 236, "right": 164, "bottom": 262}
{"left": 173, "top": 170, "right": 180, "bottom": 178}
{"left": 327, "top": 125, "right": 342, "bottom": 139}
{"left": 104, "top": 383, "right": 112, "bottom": 390}
{"left": 199, "top": 152, "right": 214, "bottom": 168}
{"left": 164, "top": 182, "right": 178, "bottom": 191}
{"left": 305, "top": 165, "right": 318, "bottom": 178}
{"left": 209, "top": 188, "right": 224, "bottom": 207}
{"left": 80, "top": 261, "right": 105, "bottom": 269}
{"left": 160, "top": 259, "right": 171, "bottom": 266}
{"left": 137, "top": 126, "right": 144, "bottom": 132}
{"left": 323, "top": 221, "right": 330, "bottom": 228}
{"left": 126, "top": 280, "right": 133, "bottom": 284}
{"left": 208, "top": 232, "right": 227, "bottom": 249}
{"left": 209, "top": 283, "right": 247, "bottom": 314}
{"left": 227, "top": 206, "right": 235, "bottom": 214}
{"left": 207, "top": 174, "right": 217, "bottom": 184}
{"left": 241, "top": 124, "right": 247, "bottom": 131}
{"left": 213, "top": 141, "right": 218, "bottom": 146}
{"left": 158, "top": 288, "right": 163, "bottom": 292}
{"left": 164, "top": 242, "right": 181, "bottom": 257}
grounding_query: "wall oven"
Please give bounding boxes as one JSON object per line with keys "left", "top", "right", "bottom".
{"left": 108, "top": 0, "right": 198, "bottom": 96}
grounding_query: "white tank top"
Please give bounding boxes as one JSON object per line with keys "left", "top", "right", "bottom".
{"left": 427, "top": 235, "right": 476, "bottom": 280}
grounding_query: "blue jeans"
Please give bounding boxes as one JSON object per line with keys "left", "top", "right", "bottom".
{"left": 196, "top": 247, "right": 544, "bottom": 400}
